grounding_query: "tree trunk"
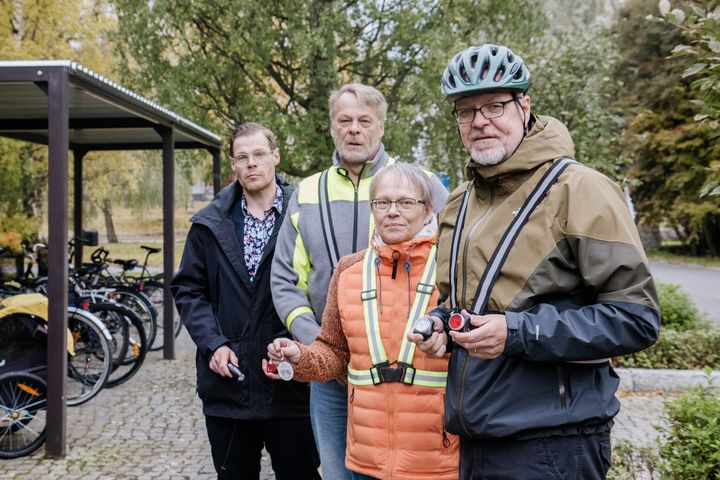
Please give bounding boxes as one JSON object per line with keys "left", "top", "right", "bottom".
{"left": 101, "top": 198, "right": 118, "bottom": 243}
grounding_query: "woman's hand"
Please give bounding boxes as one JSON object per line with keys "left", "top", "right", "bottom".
{"left": 407, "top": 315, "right": 448, "bottom": 358}
{"left": 263, "top": 338, "right": 301, "bottom": 380}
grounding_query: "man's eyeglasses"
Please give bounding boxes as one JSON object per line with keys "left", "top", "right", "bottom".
{"left": 370, "top": 198, "right": 426, "bottom": 211}
{"left": 452, "top": 98, "right": 516, "bottom": 124}
{"left": 231, "top": 149, "right": 275, "bottom": 166}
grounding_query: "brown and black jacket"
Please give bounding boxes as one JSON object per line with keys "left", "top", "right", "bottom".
{"left": 435, "top": 114, "right": 660, "bottom": 439}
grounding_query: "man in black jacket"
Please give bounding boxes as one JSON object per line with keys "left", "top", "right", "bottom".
{"left": 172, "top": 123, "right": 320, "bottom": 479}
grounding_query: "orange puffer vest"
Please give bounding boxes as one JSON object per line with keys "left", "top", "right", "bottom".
{"left": 338, "top": 237, "right": 459, "bottom": 480}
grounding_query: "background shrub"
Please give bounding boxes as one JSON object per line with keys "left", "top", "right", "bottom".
{"left": 656, "top": 283, "right": 700, "bottom": 331}
{"left": 658, "top": 380, "right": 720, "bottom": 479}
{"left": 613, "top": 329, "right": 720, "bottom": 369}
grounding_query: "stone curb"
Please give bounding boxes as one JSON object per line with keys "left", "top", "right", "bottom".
{"left": 617, "top": 367, "right": 720, "bottom": 393}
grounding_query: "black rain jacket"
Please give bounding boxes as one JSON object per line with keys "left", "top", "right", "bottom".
{"left": 171, "top": 177, "right": 310, "bottom": 419}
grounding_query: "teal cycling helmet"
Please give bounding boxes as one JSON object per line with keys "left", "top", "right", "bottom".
{"left": 441, "top": 44, "right": 530, "bottom": 102}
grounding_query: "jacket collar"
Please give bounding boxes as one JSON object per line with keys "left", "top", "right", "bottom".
{"left": 464, "top": 115, "right": 575, "bottom": 188}
{"left": 332, "top": 143, "right": 391, "bottom": 180}
{"left": 191, "top": 175, "right": 291, "bottom": 228}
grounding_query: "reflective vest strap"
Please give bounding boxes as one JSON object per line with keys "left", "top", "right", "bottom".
{"left": 396, "top": 245, "right": 437, "bottom": 365}
{"left": 362, "top": 249, "right": 387, "bottom": 365}
{"left": 348, "top": 366, "right": 447, "bottom": 387}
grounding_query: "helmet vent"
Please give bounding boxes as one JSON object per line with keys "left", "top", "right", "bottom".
{"left": 507, "top": 52, "right": 515, "bottom": 63}
{"left": 459, "top": 63, "right": 469, "bottom": 82}
{"left": 490, "top": 46, "right": 498, "bottom": 56}
{"left": 470, "top": 54, "right": 478, "bottom": 68}
{"left": 494, "top": 65, "right": 506, "bottom": 82}
{"left": 447, "top": 73, "right": 456, "bottom": 88}
{"left": 480, "top": 58, "right": 490, "bottom": 80}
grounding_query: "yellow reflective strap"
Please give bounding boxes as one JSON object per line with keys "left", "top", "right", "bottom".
{"left": 348, "top": 367, "right": 447, "bottom": 387}
{"left": 361, "top": 249, "right": 387, "bottom": 365}
{"left": 286, "top": 306, "right": 313, "bottom": 331}
{"left": 348, "top": 366, "right": 374, "bottom": 386}
{"left": 397, "top": 245, "right": 437, "bottom": 365}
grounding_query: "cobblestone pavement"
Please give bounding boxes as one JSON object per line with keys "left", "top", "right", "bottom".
{"left": 4, "top": 328, "right": 674, "bottom": 479}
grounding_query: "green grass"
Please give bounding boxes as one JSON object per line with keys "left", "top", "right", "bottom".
{"left": 647, "top": 250, "right": 720, "bottom": 269}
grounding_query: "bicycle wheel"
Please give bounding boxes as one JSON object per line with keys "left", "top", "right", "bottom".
{"left": 88, "top": 303, "right": 147, "bottom": 388}
{"left": 0, "top": 372, "right": 47, "bottom": 459}
{"left": 66, "top": 308, "right": 113, "bottom": 406}
{"left": 110, "top": 287, "right": 157, "bottom": 354}
{"left": 139, "top": 281, "right": 181, "bottom": 351}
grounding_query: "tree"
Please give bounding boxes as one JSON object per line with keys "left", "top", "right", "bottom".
{"left": 660, "top": 0, "right": 720, "bottom": 199}
{"left": 112, "top": 0, "right": 546, "bottom": 186}
{"left": 611, "top": 0, "right": 720, "bottom": 256}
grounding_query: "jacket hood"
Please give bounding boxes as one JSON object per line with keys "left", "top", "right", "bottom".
{"left": 191, "top": 175, "right": 291, "bottom": 228}
{"left": 465, "top": 115, "right": 575, "bottom": 182}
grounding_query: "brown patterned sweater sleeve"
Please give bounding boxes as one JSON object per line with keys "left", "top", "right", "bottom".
{"left": 292, "top": 253, "right": 361, "bottom": 382}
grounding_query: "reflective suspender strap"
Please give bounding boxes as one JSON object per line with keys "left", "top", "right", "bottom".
{"left": 318, "top": 170, "right": 340, "bottom": 271}
{"left": 470, "top": 158, "right": 577, "bottom": 314}
{"left": 448, "top": 157, "right": 577, "bottom": 314}
{"left": 351, "top": 246, "right": 447, "bottom": 387}
{"left": 396, "top": 245, "right": 437, "bottom": 365}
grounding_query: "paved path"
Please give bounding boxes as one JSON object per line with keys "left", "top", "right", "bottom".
{"left": 3, "top": 329, "right": 672, "bottom": 479}
{"left": 649, "top": 261, "right": 720, "bottom": 325}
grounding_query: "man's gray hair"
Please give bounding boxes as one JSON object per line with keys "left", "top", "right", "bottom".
{"left": 328, "top": 83, "right": 388, "bottom": 122}
{"left": 370, "top": 162, "right": 433, "bottom": 208}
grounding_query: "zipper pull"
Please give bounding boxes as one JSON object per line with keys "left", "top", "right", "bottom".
{"left": 442, "top": 428, "right": 450, "bottom": 448}
{"left": 391, "top": 251, "right": 400, "bottom": 279}
{"left": 349, "top": 386, "right": 355, "bottom": 404}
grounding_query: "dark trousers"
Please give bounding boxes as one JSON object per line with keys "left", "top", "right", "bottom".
{"left": 205, "top": 415, "right": 321, "bottom": 480}
{"left": 459, "top": 431, "right": 612, "bottom": 480}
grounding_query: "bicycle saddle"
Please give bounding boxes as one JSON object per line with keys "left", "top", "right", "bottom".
{"left": 140, "top": 246, "right": 161, "bottom": 254}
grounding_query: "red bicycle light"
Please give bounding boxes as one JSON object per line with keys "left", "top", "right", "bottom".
{"left": 448, "top": 312, "right": 466, "bottom": 331}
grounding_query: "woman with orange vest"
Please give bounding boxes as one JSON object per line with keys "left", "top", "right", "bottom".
{"left": 265, "top": 162, "right": 458, "bottom": 480}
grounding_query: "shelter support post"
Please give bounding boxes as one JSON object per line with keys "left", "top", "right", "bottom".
{"left": 159, "top": 126, "right": 175, "bottom": 360}
{"left": 46, "top": 68, "right": 69, "bottom": 458}
{"left": 73, "top": 148, "right": 87, "bottom": 270}
{"left": 211, "top": 148, "right": 221, "bottom": 196}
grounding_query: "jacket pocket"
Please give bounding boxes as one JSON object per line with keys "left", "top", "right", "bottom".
{"left": 196, "top": 340, "right": 249, "bottom": 407}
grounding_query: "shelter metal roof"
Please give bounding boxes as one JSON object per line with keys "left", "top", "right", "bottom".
{"left": 0, "top": 60, "right": 222, "bottom": 150}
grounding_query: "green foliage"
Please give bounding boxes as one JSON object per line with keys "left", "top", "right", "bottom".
{"left": 611, "top": 0, "right": 720, "bottom": 256}
{"left": 112, "top": 0, "right": 547, "bottom": 185}
{"left": 657, "top": 380, "right": 720, "bottom": 479}
{"left": 607, "top": 439, "right": 659, "bottom": 480}
{"left": 528, "top": 28, "right": 626, "bottom": 180}
{"left": 613, "top": 328, "right": 720, "bottom": 369}
{"left": 656, "top": 283, "right": 700, "bottom": 331}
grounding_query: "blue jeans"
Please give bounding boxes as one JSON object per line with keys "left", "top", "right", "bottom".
{"left": 351, "top": 473, "right": 378, "bottom": 480}
{"left": 310, "top": 380, "right": 351, "bottom": 480}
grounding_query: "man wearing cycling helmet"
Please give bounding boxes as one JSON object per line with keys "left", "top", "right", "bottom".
{"left": 411, "top": 44, "right": 660, "bottom": 478}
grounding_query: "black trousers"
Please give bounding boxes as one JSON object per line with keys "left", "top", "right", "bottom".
{"left": 459, "top": 431, "right": 612, "bottom": 480}
{"left": 205, "top": 415, "right": 321, "bottom": 480}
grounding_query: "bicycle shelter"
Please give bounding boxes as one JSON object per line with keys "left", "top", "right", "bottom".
{"left": 0, "top": 61, "right": 223, "bottom": 456}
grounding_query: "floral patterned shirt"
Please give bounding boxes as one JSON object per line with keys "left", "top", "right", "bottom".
{"left": 241, "top": 186, "right": 283, "bottom": 282}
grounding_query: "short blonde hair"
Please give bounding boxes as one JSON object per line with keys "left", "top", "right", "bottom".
{"left": 229, "top": 122, "right": 277, "bottom": 158}
{"left": 328, "top": 83, "right": 388, "bottom": 122}
{"left": 369, "top": 162, "right": 433, "bottom": 207}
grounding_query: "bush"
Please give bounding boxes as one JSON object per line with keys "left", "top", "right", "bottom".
{"left": 658, "top": 378, "right": 720, "bottom": 479}
{"left": 656, "top": 283, "right": 701, "bottom": 331}
{"left": 613, "top": 328, "right": 720, "bottom": 369}
{"left": 607, "top": 439, "right": 659, "bottom": 480}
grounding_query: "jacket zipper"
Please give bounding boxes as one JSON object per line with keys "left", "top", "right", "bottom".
{"left": 457, "top": 184, "right": 495, "bottom": 438}
{"left": 338, "top": 164, "right": 365, "bottom": 253}
{"left": 557, "top": 366, "right": 567, "bottom": 408}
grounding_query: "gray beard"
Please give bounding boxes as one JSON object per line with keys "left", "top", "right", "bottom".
{"left": 470, "top": 146, "right": 507, "bottom": 166}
